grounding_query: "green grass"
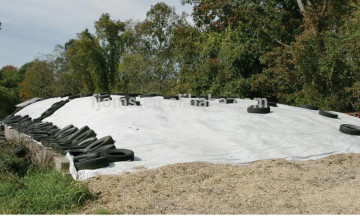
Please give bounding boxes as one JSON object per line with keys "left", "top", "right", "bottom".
{"left": 0, "top": 141, "right": 93, "bottom": 214}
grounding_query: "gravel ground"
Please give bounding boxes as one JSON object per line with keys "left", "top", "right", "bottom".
{"left": 83, "top": 154, "right": 360, "bottom": 214}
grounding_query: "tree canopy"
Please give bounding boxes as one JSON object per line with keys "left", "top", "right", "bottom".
{"left": 1, "top": 0, "right": 360, "bottom": 118}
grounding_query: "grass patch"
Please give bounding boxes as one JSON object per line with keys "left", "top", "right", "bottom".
{"left": 0, "top": 141, "right": 93, "bottom": 214}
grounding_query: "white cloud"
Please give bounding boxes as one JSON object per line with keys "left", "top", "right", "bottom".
{"left": 0, "top": 0, "right": 193, "bottom": 68}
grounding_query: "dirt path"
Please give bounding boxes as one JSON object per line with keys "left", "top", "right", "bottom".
{"left": 83, "top": 154, "right": 360, "bottom": 214}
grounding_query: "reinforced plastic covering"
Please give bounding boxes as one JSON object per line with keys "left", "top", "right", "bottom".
{"left": 17, "top": 96, "right": 360, "bottom": 180}
{"left": 15, "top": 97, "right": 42, "bottom": 108}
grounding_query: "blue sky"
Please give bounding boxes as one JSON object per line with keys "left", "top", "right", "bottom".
{"left": 0, "top": 0, "right": 193, "bottom": 68}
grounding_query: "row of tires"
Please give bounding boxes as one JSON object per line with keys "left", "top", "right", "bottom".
{"left": 299, "top": 104, "right": 360, "bottom": 136}
{"left": 2, "top": 115, "right": 135, "bottom": 170}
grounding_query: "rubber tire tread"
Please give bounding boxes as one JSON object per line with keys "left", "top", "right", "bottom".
{"left": 319, "top": 110, "right": 338, "bottom": 119}
{"left": 247, "top": 105, "right": 270, "bottom": 114}
{"left": 100, "top": 149, "right": 134, "bottom": 162}
{"left": 339, "top": 124, "right": 360, "bottom": 135}
{"left": 75, "top": 156, "right": 109, "bottom": 170}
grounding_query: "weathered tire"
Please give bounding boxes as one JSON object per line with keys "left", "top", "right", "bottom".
{"left": 219, "top": 98, "right": 235, "bottom": 104}
{"left": 67, "top": 149, "right": 87, "bottom": 156}
{"left": 65, "top": 126, "right": 90, "bottom": 143}
{"left": 10, "top": 147, "right": 27, "bottom": 158}
{"left": 114, "top": 92, "right": 126, "bottom": 95}
{"left": 163, "top": 95, "right": 179, "bottom": 100}
{"left": 267, "top": 102, "right": 277, "bottom": 107}
{"left": 53, "top": 125, "right": 74, "bottom": 137}
{"left": 74, "top": 153, "right": 100, "bottom": 163}
{"left": 77, "top": 137, "right": 98, "bottom": 147}
{"left": 247, "top": 105, "right": 270, "bottom": 114}
{"left": 121, "top": 97, "right": 140, "bottom": 106}
{"left": 80, "top": 93, "right": 93, "bottom": 97}
{"left": 57, "top": 127, "right": 78, "bottom": 139}
{"left": 60, "top": 93, "right": 72, "bottom": 98}
{"left": 319, "top": 110, "right": 338, "bottom": 119}
{"left": 339, "top": 124, "right": 360, "bottom": 136}
{"left": 100, "top": 149, "right": 134, "bottom": 162}
{"left": 75, "top": 156, "right": 109, "bottom": 170}
{"left": 300, "top": 104, "right": 319, "bottom": 110}
{"left": 88, "top": 144, "right": 116, "bottom": 154}
{"left": 71, "top": 130, "right": 96, "bottom": 145}
{"left": 125, "top": 93, "right": 139, "bottom": 97}
{"left": 140, "top": 94, "right": 157, "bottom": 98}
{"left": 69, "top": 94, "right": 81, "bottom": 100}
{"left": 85, "top": 136, "right": 114, "bottom": 152}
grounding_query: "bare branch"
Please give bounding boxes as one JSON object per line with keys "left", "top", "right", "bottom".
{"left": 275, "top": 39, "right": 290, "bottom": 48}
{"left": 321, "top": 0, "right": 328, "bottom": 16}
{"left": 296, "top": 0, "right": 306, "bottom": 14}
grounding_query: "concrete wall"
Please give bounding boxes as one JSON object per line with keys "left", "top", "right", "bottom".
{"left": 4, "top": 125, "right": 69, "bottom": 172}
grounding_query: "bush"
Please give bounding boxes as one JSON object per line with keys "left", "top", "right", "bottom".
{"left": 0, "top": 150, "right": 93, "bottom": 214}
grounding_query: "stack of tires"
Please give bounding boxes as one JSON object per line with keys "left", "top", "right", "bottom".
{"left": 34, "top": 99, "right": 69, "bottom": 122}
{"left": 3, "top": 114, "right": 135, "bottom": 171}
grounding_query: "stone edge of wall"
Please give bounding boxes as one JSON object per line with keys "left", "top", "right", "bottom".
{"left": 4, "top": 125, "right": 70, "bottom": 174}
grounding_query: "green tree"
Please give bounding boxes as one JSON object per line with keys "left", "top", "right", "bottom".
{"left": 18, "top": 60, "right": 55, "bottom": 100}
{"left": 118, "top": 2, "right": 186, "bottom": 93}
{"left": 65, "top": 29, "right": 107, "bottom": 93}
{"left": 0, "top": 66, "right": 21, "bottom": 118}
{"left": 95, "top": 14, "right": 126, "bottom": 91}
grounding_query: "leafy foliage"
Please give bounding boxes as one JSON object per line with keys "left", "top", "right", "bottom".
{"left": 0, "top": 149, "right": 92, "bottom": 214}
{"left": 1, "top": 0, "right": 359, "bottom": 115}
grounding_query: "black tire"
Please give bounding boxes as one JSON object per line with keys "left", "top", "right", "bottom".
{"left": 100, "top": 149, "right": 134, "bottom": 162}
{"left": 140, "top": 94, "right": 157, "bottom": 98}
{"left": 257, "top": 100, "right": 277, "bottom": 107}
{"left": 163, "top": 95, "right": 179, "bottom": 100}
{"left": 95, "top": 94, "right": 110, "bottom": 98}
{"left": 57, "top": 127, "right": 78, "bottom": 139}
{"left": 75, "top": 156, "right": 109, "bottom": 170}
{"left": 85, "top": 136, "right": 114, "bottom": 152}
{"left": 339, "top": 124, "right": 360, "bottom": 136}
{"left": 300, "top": 104, "right": 319, "bottom": 110}
{"left": 114, "top": 92, "right": 126, "bottom": 95}
{"left": 88, "top": 144, "right": 116, "bottom": 154}
{"left": 125, "top": 93, "right": 139, "bottom": 97}
{"left": 219, "top": 98, "right": 235, "bottom": 104}
{"left": 67, "top": 149, "right": 87, "bottom": 156}
{"left": 96, "top": 92, "right": 109, "bottom": 96}
{"left": 267, "top": 101, "right": 277, "bottom": 107}
{"left": 247, "top": 105, "right": 270, "bottom": 114}
{"left": 71, "top": 130, "right": 96, "bottom": 145}
{"left": 121, "top": 97, "right": 140, "bottom": 106}
{"left": 74, "top": 153, "right": 100, "bottom": 163}
{"left": 65, "top": 126, "right": 90, "bottom": 143}
{"left": 80, "top": 93, "right": 93, "bottom": 97}
{"left": 53, "top": 125, "right": 74, "bottom": 137}
{"left": 319, "top": 110, "right": 338, "bottom": 119}
{"left": 213, "top": 96, "right": 228, "bottom": 99}
{"left": 69, "top": 94, "right": 81, "bottom": 100}
{"left": 11, "top": 147, "right": 27, "bottom": 158}
{"left": 77, "top": 137, "right": 98, "bottom": 147}
{"left": 60, "top": 93, "right": 72, "bottom": 98}
{"left": 190, "top": 100, "right": 197, "bottom": 106}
